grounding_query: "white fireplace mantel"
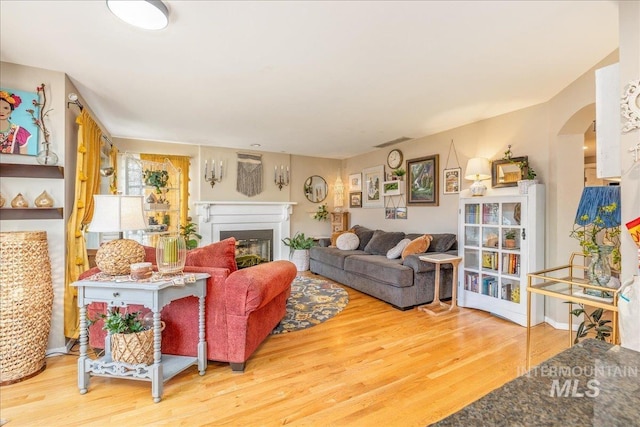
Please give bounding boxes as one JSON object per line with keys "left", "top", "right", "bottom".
{"left": 195, "top": 201, "right": 297, "bottom": 261}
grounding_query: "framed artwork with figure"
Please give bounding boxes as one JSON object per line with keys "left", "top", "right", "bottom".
{"left": 0, "top": 88, "right": 40, "bottom": 156}
{"left": 407, "top": 155, "right": 439, "bottom": 206}
{"left": 362, "top": 165, "right": 384, "bottom": 208}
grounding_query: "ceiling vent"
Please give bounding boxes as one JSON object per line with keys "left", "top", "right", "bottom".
{"left": 375, "top": 136, "right": 413, "bottom": 148}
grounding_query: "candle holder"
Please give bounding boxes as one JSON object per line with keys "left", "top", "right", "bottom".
{"left": 204, "top": 160, "right": 223, "bottom": 188}
{"left": 275, "top": 165, "right": 289, "bottom": 190}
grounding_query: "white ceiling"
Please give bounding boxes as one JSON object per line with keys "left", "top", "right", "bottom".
{"left": 0, "top": 1, "right": 618, "bottom": 159}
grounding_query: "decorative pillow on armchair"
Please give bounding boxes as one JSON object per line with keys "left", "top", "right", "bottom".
{"left": 184, "top": 237, "right": 238, "bottom": 272}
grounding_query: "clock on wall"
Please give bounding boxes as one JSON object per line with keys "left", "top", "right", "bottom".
{"left": 387, "top": 149, "right": 403, "bottom": 169}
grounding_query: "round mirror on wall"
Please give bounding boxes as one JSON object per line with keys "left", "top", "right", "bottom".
{"left": 304, "top": 175, "right": 328, "bottom": 203}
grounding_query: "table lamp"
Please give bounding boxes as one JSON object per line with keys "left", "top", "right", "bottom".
{"left": 465, "top": 157, "right": 491, "bottom": 196}
{"left": 88, "top": 195, "right": 147, "bottom": 276}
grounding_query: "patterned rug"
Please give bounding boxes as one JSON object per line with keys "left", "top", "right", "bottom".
{"left": 271, "top": 275, "right": 349, "bottom": 334}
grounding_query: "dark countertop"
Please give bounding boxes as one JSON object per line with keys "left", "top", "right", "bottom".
{"left": 432, "top": 339, "right": 640, "bottom": 427}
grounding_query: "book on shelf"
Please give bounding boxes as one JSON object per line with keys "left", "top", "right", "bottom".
{"left": 501, "top": 253, "right": 520, "bottom": 275}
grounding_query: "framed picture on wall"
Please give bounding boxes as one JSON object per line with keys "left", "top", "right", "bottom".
{"left": 0, "top": 87, "right": 40, "bottom": 156}
{"left": 348, "top": 173, "right": 362, "bottom": 192}
{"left": 349, "top": 192, "right": 362, "bottom": 208}
{"left": 407, "top": 155, "right": 439, "bottom": 206}
{"left": 362, "top": 165, "right": 384, "bottom": 208}
{"left": 443, "top": 167, "right": 461, "bottom": 194}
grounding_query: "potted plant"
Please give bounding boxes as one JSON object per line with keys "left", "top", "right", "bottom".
{"left": 282, "top": 232, "right": 316, "bottom": 271}
{"left": 98, "top": 308, "right": 155, "bottom": 365}
{"left": 180, "top": 220, "right": 202, "bottom": 250}
{"left": 569, "top": 304, "right": 612, "bottom": 344}
{"left": 143, "top": 169, "right": 169, "bottom": 194}
{"left": 504, "top": 229, "right": 517, "bottom": 249}
{"left": 392, "top": 168, "right": 406, "bottom": 180}
{"left": 313, "top": 204, "right": 329, "bottom": 221}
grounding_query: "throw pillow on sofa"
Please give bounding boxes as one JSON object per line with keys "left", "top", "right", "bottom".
{"left": 401, "top": 234, "right": 433, "bottom": 259}
{"left": 351, "top": 225, "right": 375, "bottom": 251}
{"left": 427, "top": 233, "right": 457, "bottom": 252}
{"left": 185, "top": 237, "right": 238, "bottom": 272}
{"left": 364, "top": 230, "right": 406, "bottom": 255}
{"left": 386, "top": 238, "right": 411, "bottom": 259}
{"left": 336, "top": 232, "right": 360, "bottom": 250}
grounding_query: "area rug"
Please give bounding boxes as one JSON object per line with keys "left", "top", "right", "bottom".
{"left": 271, "top": 275, "right": 349, "bottom": 335}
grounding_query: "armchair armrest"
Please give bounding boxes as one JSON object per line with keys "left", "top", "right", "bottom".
{"left": 225, "top": 260, "right": 297, "bottom": 314}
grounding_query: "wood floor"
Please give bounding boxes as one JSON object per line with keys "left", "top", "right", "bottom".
{"left": 0, "top": 273, "right": 568, "bottom": 426}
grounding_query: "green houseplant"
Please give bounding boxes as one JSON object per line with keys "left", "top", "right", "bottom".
{"left": 569, "top": 305, "right": 612, "bottom": 344}
{"left": 143, "top": 169, "right": 169, "bottom": 194}
{"left": 180, "top": 221, "right": 202, "bottom": 250}
{"left": 392, "top": 168, "right": 406, "bottom": 180}
{"left": 313, "top": 204, "right": 329, "bottom": 221}
{"left": 282, "top": 232, "right": 315, "bottom": 271}
{"left": 97, "top": 308, "right": 155, "bottom": 365}
{"left": 504, "top": 229, "right": 517, "bottom": 248}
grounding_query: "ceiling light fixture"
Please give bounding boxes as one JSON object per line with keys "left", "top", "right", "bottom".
{"left": 106, "top": 0, "right": 169, "bottom": 30}
{"left": 250, "top": 144, "right": 261, "bottom": 147}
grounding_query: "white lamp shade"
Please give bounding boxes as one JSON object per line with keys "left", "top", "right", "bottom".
{"left": 464, "top": 157, "right": 491, "bottom": 181}
{"left": 88, "top": 195, "right": 147, "bottom": 232}
{"left": 107, "top": 0, "right": 169, "bottom": 30}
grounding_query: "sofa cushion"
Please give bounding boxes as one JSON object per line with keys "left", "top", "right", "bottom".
{"left": 185, "top": 237, "right": 238, "bottom": 272}
{"left": 344, "top": 254, "right": 413, "bottom": 287}
{"left": 310, "top": 246, "right": 366, "bottom": 270}
{"left": 426, "top": 233, "right": 457, "bottom": 253}
{"left": 364, "top": 230, "right": 405, "bottom": 255}
{"left": 386, "top": 238, "right": 411, "bottom": 259}
{"left": 336, "top": 232, "right": 360, "bottom": 250}
{"left": 351, "top": 225, "right": 375, "bottom": 251}
{"left": 401, "top": 234, "right": 432, "bottom": 259}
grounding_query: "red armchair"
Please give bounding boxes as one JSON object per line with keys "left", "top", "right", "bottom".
{"left": 81, "top": 238, "right": 297, "bottom": 372}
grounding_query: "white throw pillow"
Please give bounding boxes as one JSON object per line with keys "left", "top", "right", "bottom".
{"left": 336, "top": 232, "right": 360, "bottom": 250}
{"left": 386, "top": 238, "right": 411, "bottom": 259}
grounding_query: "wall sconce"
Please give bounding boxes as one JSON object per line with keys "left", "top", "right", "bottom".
{"left": 204, "top": 159, "right": 223, "bottom": 187}
{"left": 67, "top": 93, "right": 83, "bottom": 111}
{"left": 334, "top": 176, "right": 345, "bottom": 212}
{"left": 275, "top": 165, "right": 289, "bottom": 190}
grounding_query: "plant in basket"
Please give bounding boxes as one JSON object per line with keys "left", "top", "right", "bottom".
{"left": 98, "top": 308, "right": 156, "bottom": 365}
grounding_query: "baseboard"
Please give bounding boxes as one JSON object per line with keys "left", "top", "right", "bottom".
{"left": 45, "top": 346, "right": 69, "bottom": 357}
{"left": 544, "top": 316, "right": 579, "bottom": 331}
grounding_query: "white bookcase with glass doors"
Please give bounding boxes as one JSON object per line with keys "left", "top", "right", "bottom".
{"left": 458, "top": 185, "right": 545, "bottom": 326}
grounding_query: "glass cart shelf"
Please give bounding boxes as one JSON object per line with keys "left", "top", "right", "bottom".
{"left": 526, "top": 252, "right": 620, "bottom": 369}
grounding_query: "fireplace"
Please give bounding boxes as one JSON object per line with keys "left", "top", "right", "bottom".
{"left": 195, "top": 201, "right": 296, "bottom": 261}
{"left": 220, "top": 229, "right": 273, "bottom": 268}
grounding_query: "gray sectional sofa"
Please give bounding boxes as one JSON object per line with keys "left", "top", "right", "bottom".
{"left": 309, "top": 225, "right": 458, "bottom": 310}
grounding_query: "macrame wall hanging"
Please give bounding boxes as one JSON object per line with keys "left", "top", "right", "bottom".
{"left": 237, "top": 153, "right": 263, "bottom": 197}
{"left": 443, "top": 139, "right": 462, "bottom": 194}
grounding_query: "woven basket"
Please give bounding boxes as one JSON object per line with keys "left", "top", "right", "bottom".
{"left": 111, "top": 328, "right": 155, "bottom": 365}
{"left": 95, "top": 239, "right": 146, "bottom": 276}
{"left": 0, "top": 231, "right": 53, "bottom": 385}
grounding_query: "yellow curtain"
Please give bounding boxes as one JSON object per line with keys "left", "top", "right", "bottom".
{"left": 140, "top": 154, "right": 191, "bottom": 227}
{"left": 109, "top": 143, "right": 119, "bottom": 194}
{"left": 64, "top": 110, "right": 102, "bottom": 339}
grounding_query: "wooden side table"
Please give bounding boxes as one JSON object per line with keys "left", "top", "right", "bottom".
{"left": 417, "top": 254, "right": 462, "bottom": 315}
{"left": 72, "top": 273, "right": 209, "bottom": 402}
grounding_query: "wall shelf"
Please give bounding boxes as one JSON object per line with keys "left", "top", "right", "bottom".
{"left": 0, "top": 163, "right": 64, "bottom": 179}
{"left": 0, "top": 207, "right": 64, "bottom": 220}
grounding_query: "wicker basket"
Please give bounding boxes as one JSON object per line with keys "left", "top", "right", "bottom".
{"left": 111, "top": 328, "right": 155, "bottom": 365}
{"left": 0, "top": 231, "right": 53, "bottom": 385}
